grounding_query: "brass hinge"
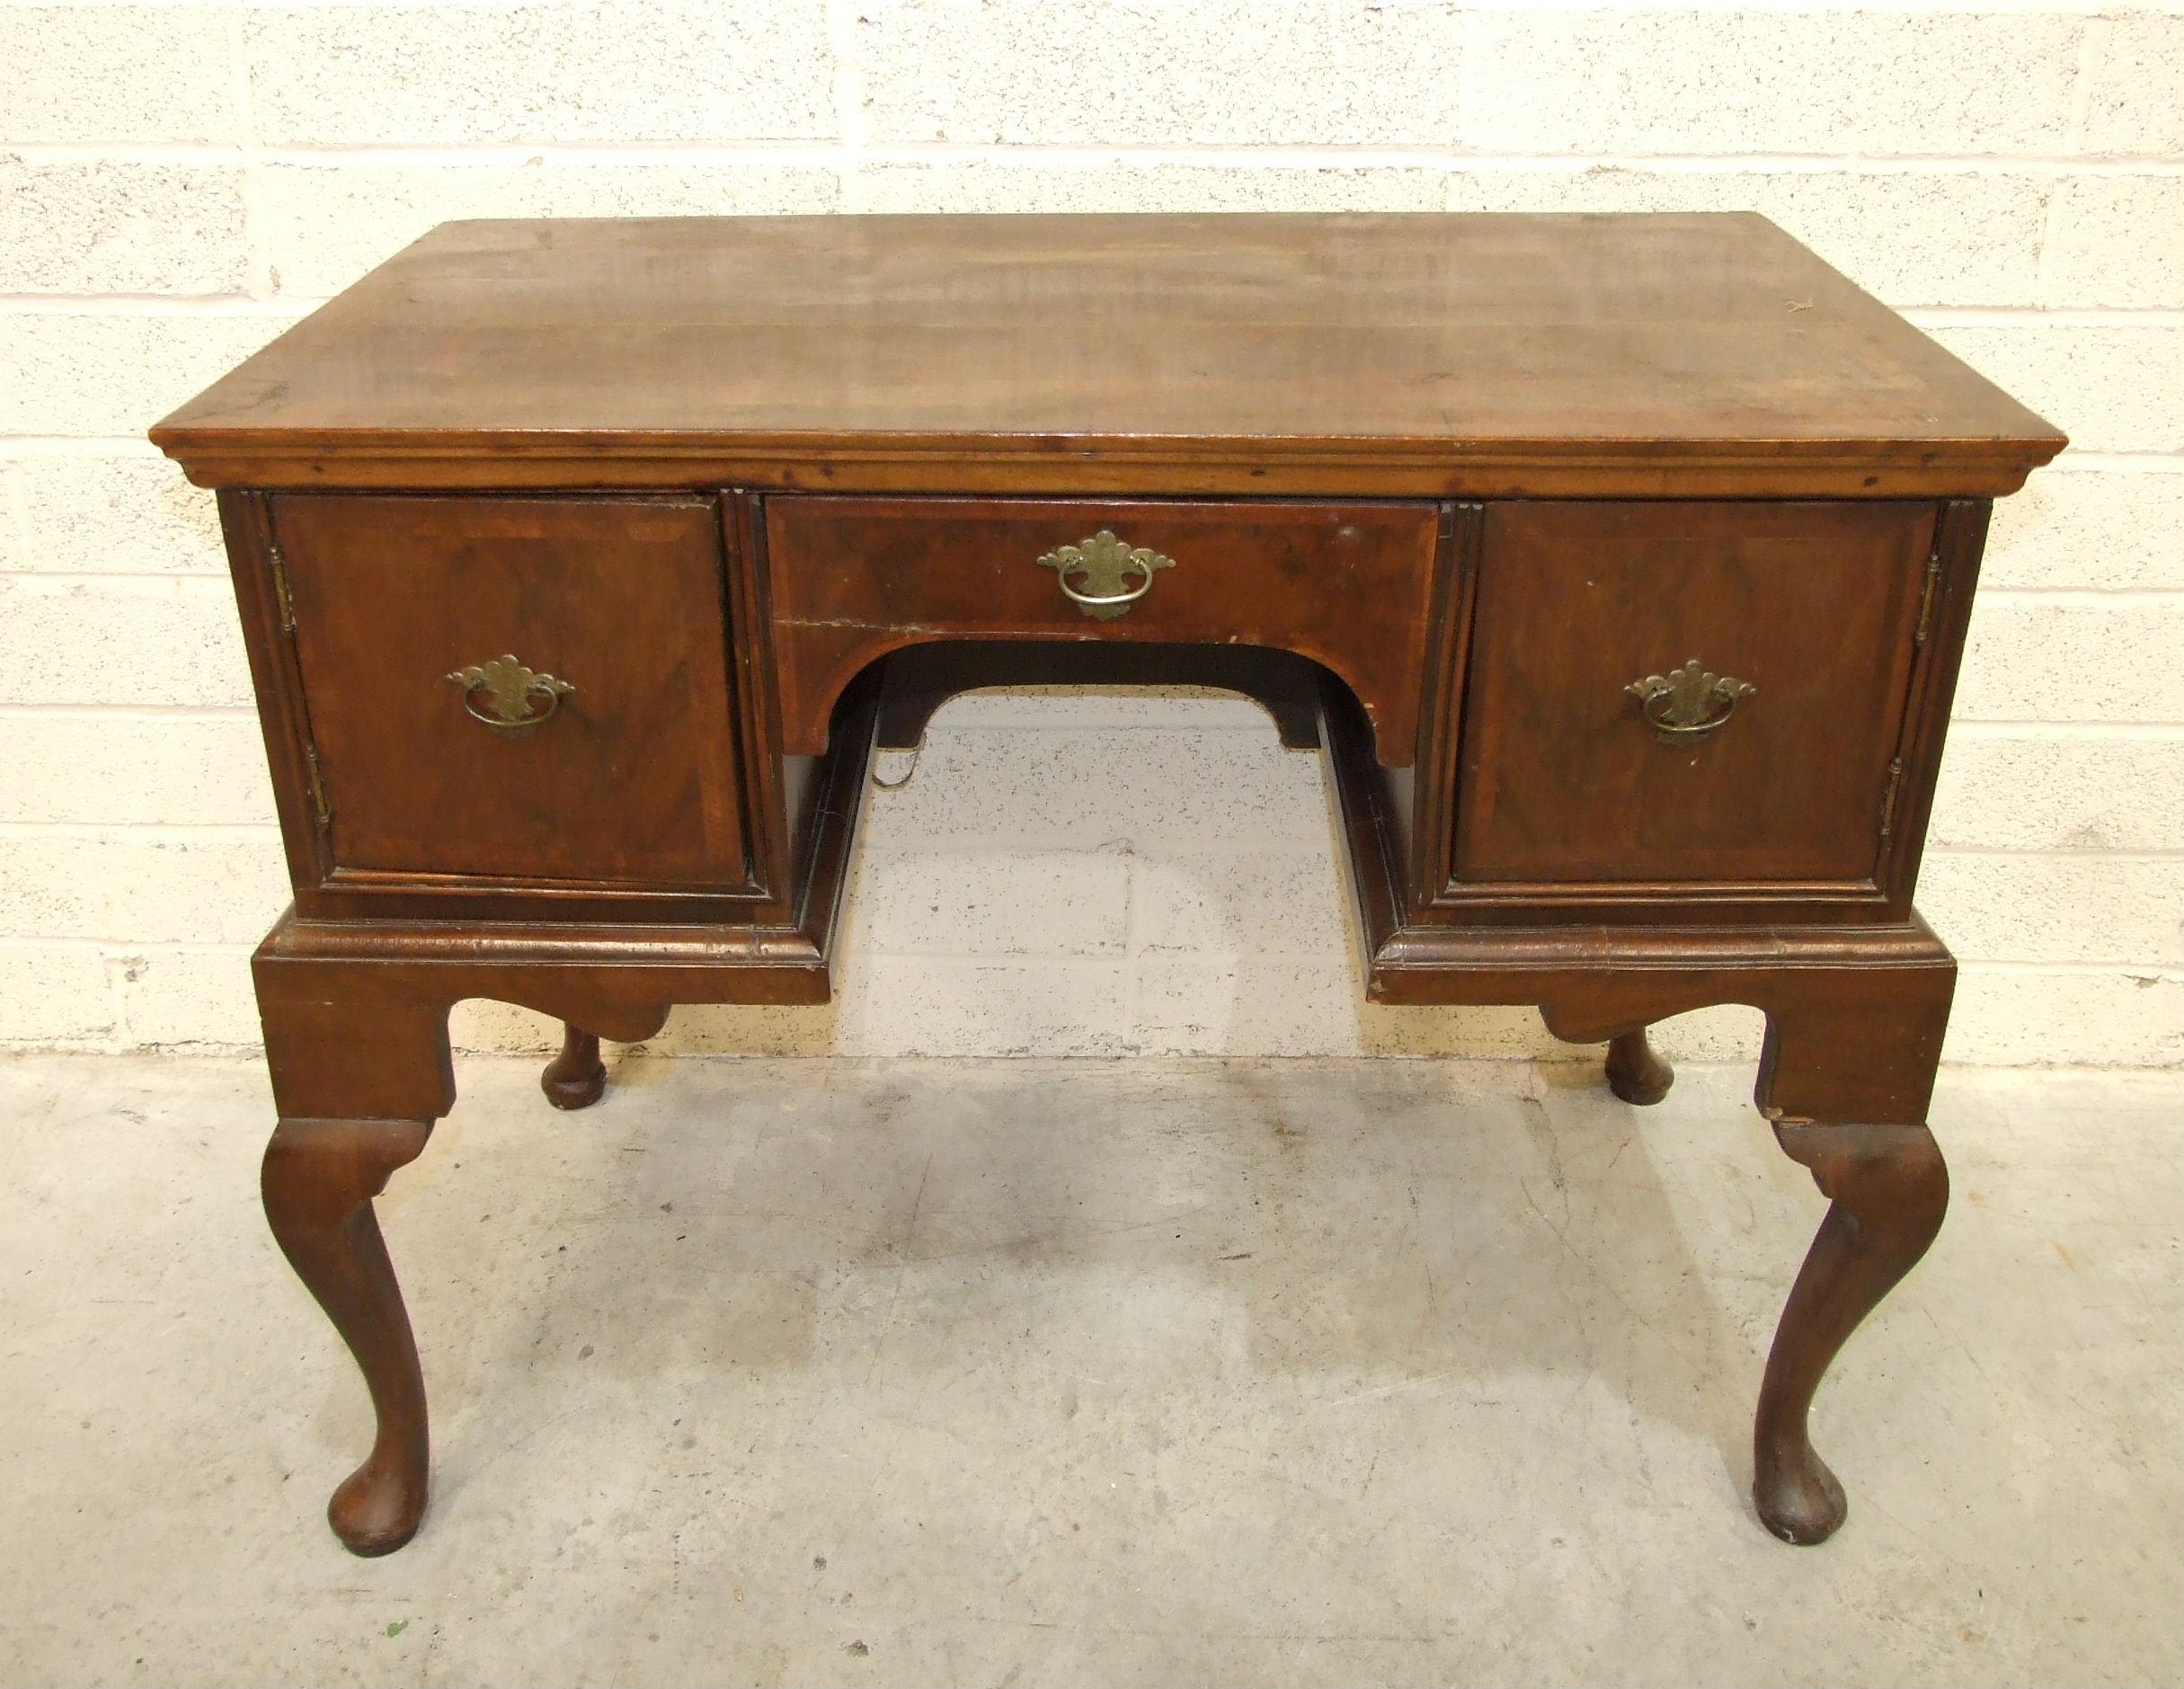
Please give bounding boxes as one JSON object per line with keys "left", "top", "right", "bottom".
{"left": 1913, "top": 547, "right": 1944, "bottom": 649}
{"left": 1878, "top": 756, "right": 1905, "bottom": 841}
{"left": 268, "top": 538, "right": 297, "bottom": 636}
{"left": 302, "top": 743, "right": 332, "bottom": 832}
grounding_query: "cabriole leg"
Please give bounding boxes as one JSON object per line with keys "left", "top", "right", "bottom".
{"left": 261, "top": 1116, "right": 434, "bottom": 1555}
{"left": 1753, "top": 1119, "right": 1949, "bottom": 1544}
{"left": 1604, "top": 1027, "right": 1674, "bottom": 1105}
{"left": 541, "top": 1024, "right": 607, "bottom": 1110}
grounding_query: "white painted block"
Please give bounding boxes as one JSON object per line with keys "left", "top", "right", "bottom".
{"left": 1132, "top": 955, "right": 1363, "bottom": 1057}
{"left": 8, "top": 451, "right": 226, "bottom": 575}
{"left": 860, "top": 726, "right": 1332, "bottom": 851}
{"left": 1930, "top": 733, "right": 2184, "bottom": 854}
{"left": 0, "top": 581, "right": 252, "bottom": 708}
{"left": 1356, "top": 999, "right": 1580, "bottom": 1061}
{"left": 856, "top": 0, "right": 1464, "bottom": 146}
{"left": 96, "top": 834, "right": 290, "bottom": 947}
{"left": 1, "top": 462, "right": 19, "bottom": 566}
{"left": 257, "top": 162, "right": 839, "bottom": 301}
{"left": 1918, "top": 852, "right": 2181, "bottom": 966}
{"left": 0, "top": 832, "right": 288, "bottom": 945}
{"left": 0, "top": 312, "right": 300, "bottom": 438}
{"left": 844, "top": 849, "right": 1129, "bottom": 956}
{"left": 2076, "top": 13, "right": 2184, "bottom": 157}
{"left": 0, "top": 6, "right": 235, "bottom": 145}
{"left": 448, "top": 998, "right": 564, "bottom": 1057}
{"left": 848, "top": 161, "right": 1447, "bottom": 218}
{"left": 1945, "top": 967, "right": 2182, "bottom": 1067}
{"left": 1632, "top": 1004, "right": 1769, "bottom": 1065}
{"left": 1129, "top": 848, "right": 1351, "bottom": 959}
{"left": 594, "top": 1000, "right": 835, "bottom": 1059}
{"left": 0, "top": 158, "right": 248, "bottom": 296}
{"left": 1984, "top": 468, "right": 2183, "bottom": 593}
{"left": 0, "top": 715, "right": 274, "bottom": 828}
{"left": 1130, "top": 957, "right": 1768, "bottom": 1062}
{"left": 1955, "top": 599, "right": 2184, "bottom": 726}
{"left": 2043, "top": 175, "right": 2184, "bottom": 310}
{"left": 0, "top": 837, "right": 99, "bottom": 938}
{"left": 1927, "top": 324, "right": 2184, "bottom": 456}
{"left": 0, "top": 945, "right": 115, "bottom": 1043}
{"left": 244, "top": 2, "right": 837, "bottom": 146}
{"left": 1443, "top": 168, "right": 2046, "bottom": 309}
{"left": 0, "top": 0, "right": 2170, "bottom": 1066}
{"left": 1458, "top": 11, "right": 2081, "bottom": 157}
{"left": 114, "top": 947, "right": 262, "bottom": 1047}
{"left": 835, "top": 956, "right": 1136, "bottom": 1057}
{"left": 456, "top": 992, "right": 839, "bottom": 1058}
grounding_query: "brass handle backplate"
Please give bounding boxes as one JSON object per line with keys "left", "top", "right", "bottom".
{"left": 446, "top": 653, "right": 575, "bottom": 735}
{"left": 1626, "top": 658, "right": 1755, "bottom": 738}
{"left": 1036, "top": 529, "right": 1175, "bottom": 620}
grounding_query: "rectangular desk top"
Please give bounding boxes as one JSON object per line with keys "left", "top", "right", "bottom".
{"left": 152, "top": 211, "right": 2063, "bottom": 498}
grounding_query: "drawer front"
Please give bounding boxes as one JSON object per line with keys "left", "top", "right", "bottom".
{"left": 271, "top": 493, "right": 759, "bottom": 896}
{"left": 1449, "top": 500, "right": 1935, "bottom": 899}
{"left": 764, "top": 496, "right": 1443, "bottom": 765}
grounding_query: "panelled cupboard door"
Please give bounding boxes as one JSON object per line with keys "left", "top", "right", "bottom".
{"left": 1452, "top": 500, "right": 1936, "bottom": 894}
{"left": 270, "top": 493, "right": 755, "bottom": 893}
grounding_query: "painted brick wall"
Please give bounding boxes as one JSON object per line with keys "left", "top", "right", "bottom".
{"left": 2, "top": 0, "right": 2178, "bottom": 1066}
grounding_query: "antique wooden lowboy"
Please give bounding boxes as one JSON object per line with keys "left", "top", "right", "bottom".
{"left": 150, "top": 212, "right": 2064, "bottom": 1555}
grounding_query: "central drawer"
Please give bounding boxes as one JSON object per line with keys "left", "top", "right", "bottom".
{"left": 762, "top": 496, "right": 1443, "bottom": 765}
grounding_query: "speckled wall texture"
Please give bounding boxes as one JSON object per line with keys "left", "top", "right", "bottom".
{"left": 2, "top": 0, "right": 2178, "bottom": 1065}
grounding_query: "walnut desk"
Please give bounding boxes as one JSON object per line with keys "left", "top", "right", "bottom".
{"left": 151, "top": 212, "right": 2064, "bottom": 1556}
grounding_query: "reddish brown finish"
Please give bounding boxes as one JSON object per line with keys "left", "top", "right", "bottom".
{"left": 1756, "top": 1122, "right": 1949, "bottom": 1544}
{"left": 261, "top": 1116, "right": 434, "bottom": 1556}
{"left": 151, "top": 215, "right": 2063, "bottom": 498}
{"left": 271, "top": 493, "right": 754, "bottom": 894}
{"left": 1870, "top": 500, "right": 1994, "bottom": 907}
{"left": 146, "top": 212, "right": 2065, "bottom": 1555}
{"left": 541, "top": 1026, "right": 606, "bottom": 1110}
{"left": 765, "top": 496, "right": 1439, "bottom": 762}
{"left": 220, "top": 488, "right": 802, "bottom": 929}
{"left": 1451, "top": 500, "right": 1933, "bottom": 899}
{"left": 1605, "top": 1029, "right": 1674, "bottom": 1106}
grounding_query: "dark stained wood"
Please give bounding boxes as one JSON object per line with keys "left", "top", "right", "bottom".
{"left": 218, "top": 490, "right": 341, "bottom": 900}
{"left": 252, "top": 675, "right": 882, "bottom": 1113}
{"left": 148, "top": 212, "right": 2058, "bottom": 1555}
{"left": 261, "top": 1116, "right": 434, "bottom": 1556}
{"left": 766, "top": 496, "right": 1439, "bottom": 762}
{"left": 1318, "top": 668, "right": 1959, "bottom": 1126}
{"left": 1872, "top": 500, "right": 1994, "bottom": 903}
{"left": 541, "top": 1026, "right": 607, "bottom": 1110}
{"left": 152, "top": 215, "right": 2063, "bottom": 499}
{"left": 1604, "top": 1029, "right": 1674, "bottom": 1106}
{"left": 271, "top": 493, "right": 754, "bottom": 893}
{"left": 1451, "top": 500, "right": 1933, "bottom": 898}
{"left": 1755, "top": 1121, "right": 1949, "bottom": 1545}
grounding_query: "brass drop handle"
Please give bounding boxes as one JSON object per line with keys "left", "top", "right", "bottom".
{"left": 1036, "top": 529, "right": 1176, "bottom": 620}
{"left": 446, "top": 653, "right": 575, "bottom": 735}
{"left": 1626, "top": 658, "right": 1755, "bottom": 737}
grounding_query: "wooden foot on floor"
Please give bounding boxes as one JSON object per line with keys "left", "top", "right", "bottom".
{"left": 1605, "top": 1027, "right": 1674, "bottom": 1106}
{"left": 261, "top": 1116, "right": 434, "bottom": 1555}
{"left": 1753, "top": 1120, "right": 1949, "bottom": 1545}
{"left": 541, "top": 1025, "right": 607, "bottom": 1110}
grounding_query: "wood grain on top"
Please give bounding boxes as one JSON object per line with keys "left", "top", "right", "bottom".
{"left": 151, "top": 213, "right": 2064, "bottom": 495}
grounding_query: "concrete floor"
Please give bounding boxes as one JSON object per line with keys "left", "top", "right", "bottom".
{"left": 0, "top": 1053, "right": 2176, "bottom": 1688}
